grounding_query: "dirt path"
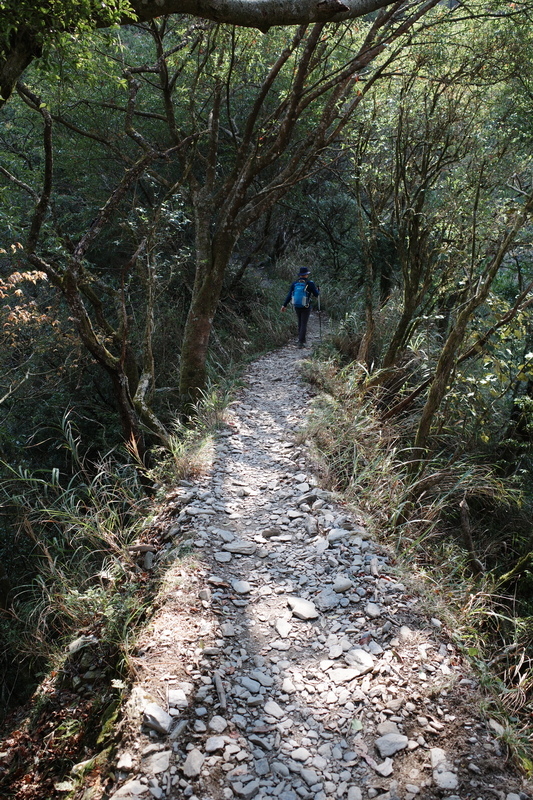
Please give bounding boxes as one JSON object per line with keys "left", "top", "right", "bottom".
{"left": 106, "top": 323, "right": 531, "bottom": 800}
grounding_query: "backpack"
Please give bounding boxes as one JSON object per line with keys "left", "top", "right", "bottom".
{"left": 292, "top": 279, "right": 310, "bottom": 309}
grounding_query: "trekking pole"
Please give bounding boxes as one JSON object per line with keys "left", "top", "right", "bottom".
{"left": 318, "top": 287, "right": 322, "bottom": 342}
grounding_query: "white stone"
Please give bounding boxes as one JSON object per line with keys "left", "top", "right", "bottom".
{"left": 489, "top": 718, "right": 505, "bottom": 736}
{"left": 375, "top": 733, "right": 408, "bottom": 757}
{"left": 365, "top": 602, "right": 381, "bottom": 618}
{"left": 398, "top": 625, "right": 412, "bottom": 642}
{"left": 168, "top": 689, "right": 188, "bottom": 708}
{"left": 232, "top": 579, "right": 251, "bottom": 594}
{"left": 347, "top": 789, "right": 363, "bottom": 800}
{"left": 292, "top": 747, "right": 311, "bottom": 761}
{"left": 145, "top": 750, "right": 171, "bottom": 774}
{"left": 209, "top": 715, "right": 228, "bottom": 733}
{"left": 116, "top": 752, "right": 133, "bottom": 771}
{"left": 143, "top": 703, "right": 173, "bottom": 735}
{"left": 344, "top": 648, "right": 375, "bottom": 674}
{"left": 430, "top": 748, "right": 447, "bottom": 768}
{"left": 109, "top": 780, "right": 150, "bottom": 799}
{"left": 374, "top": 758, "right": 393, "bottom": 777}
{"left": 333, "top": 576, "right": 353, "bottom": 593}
{"left": 205, "top": 736, "right": 226, "bottom": 753}
{"left": 329, "top": 668, "right": 360, "bottom": 684}
{"left": 287, "top": 596, "right": 319, "bottom": 620}
{"left": 275, "top": 618, "right": 292, "bottom": 638}
{"left": 182, "top": 748, "right": 204, "bottom": 777}
{"left": 433, "top": 768, "right": 458, "bottom": 790}
{"left": 264, "top": 700, "right": 285, "bottom": 719}
{"left": 223, "top": 540, "right": 257, "bottom": 555}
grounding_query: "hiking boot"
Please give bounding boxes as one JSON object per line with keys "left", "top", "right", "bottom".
{"left": 298, "top": 342, "right": 305, "bottom": 348}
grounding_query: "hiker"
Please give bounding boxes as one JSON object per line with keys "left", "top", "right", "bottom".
{"left": 281, "top": 267, "right": 320, "bottom": 348}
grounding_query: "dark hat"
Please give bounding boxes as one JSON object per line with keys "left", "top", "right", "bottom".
{"left": 298, "top": 267, "right": 311, "bottom": 276}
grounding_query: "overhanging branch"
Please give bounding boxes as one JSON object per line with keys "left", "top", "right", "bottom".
{"left": 128, "top": 0, "right": 395, "bottom": 30}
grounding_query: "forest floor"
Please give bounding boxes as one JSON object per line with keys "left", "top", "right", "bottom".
{"left": 2, "top": 314, "right": 532, "bottom": 800}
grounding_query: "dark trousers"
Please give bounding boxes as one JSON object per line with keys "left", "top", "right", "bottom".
{"left": 295, "top": 306, "right": 311, "bottom": 344}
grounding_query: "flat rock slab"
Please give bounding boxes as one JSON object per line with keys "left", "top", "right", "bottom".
{"left": 168, "top": 689, "right": 188, "bottom": 709}
{"left": 264, "top": 700, "right": 285, "bottom": 719}
{"left": 208, "top": 715, "right": 228, "bottom": 733}
{"left": 329, "top": 668, "right": 361, "bottom": 684}
{"left": 232, "top": 779, "right": 260, "bottom": 799}
{"left": 287, "top": 596, "right": 319, "bottom": 620}
{"left": 275, "top": 618, "right": 292, "bottom": 638}
{"left": 250, "top": 670, "right": 274, "bottom": 687}
{"left": 223, "top": 541, "right": 257, "bottom": 555}
{"left": 241, "top": 676, "right": 261, "bottom": 693}
{"left": 301, "top": 768, "right": 319, "bottom": 786}
{"left": 221, "top": 622, "right": 235, "bottom": 636}
{"left": 375, "top": 733, "right": 409, "bottom": 757}
{"left": 315, "top": 589, "right": 341, "bottom": 611}
{"left": 144, "top": 750, "right": 171, "bottom": 774}
{"left": 143, "top": 703, "right": 173, "bottom": 735}
{"left": 183, "top": 748, "right": 205, "bottom": 777}
{"left": 344, "top": 648, "right": 375, "bottom": 674}
{"left": 109, "top": 780, "right": 149, "bottom": 799}
{"left": 433, "top": 767, "right": 459, "bottom": 790}
{"left": 205, "top": 736, "right": 226, "bottom": 753}
{"left": 430, "top": 747, "right": 448, "bottom": 768}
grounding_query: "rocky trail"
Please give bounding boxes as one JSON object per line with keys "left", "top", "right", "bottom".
{"left": 106, "top": 326, "right": 532, "bottom": 800}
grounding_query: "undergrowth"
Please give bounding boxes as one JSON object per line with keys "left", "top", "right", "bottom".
{"left": 0, "top": 387, "right": 229, "bottom": 704}
{"left": 301, "top": 351, "right": 533, "bottom": 772}
{"left": 0, "top": 389, "right": 232, "bottom": 795}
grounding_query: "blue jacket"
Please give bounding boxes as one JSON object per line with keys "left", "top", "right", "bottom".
{"left": 283, "top": 279, "right": 319, "bottom": 309}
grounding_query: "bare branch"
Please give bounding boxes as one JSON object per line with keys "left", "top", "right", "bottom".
{"left": 16, "top": 83, "right": 54, "bottom": 254}
{"left": 0, "top": 165, "right": 39, "bottom": 201}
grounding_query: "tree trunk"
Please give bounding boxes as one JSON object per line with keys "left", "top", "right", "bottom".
{"left": 108, "top": 369, "right": 146, "bottom": 456}
{"left": 413, "top": 193, "right": 533, "bottom": 459}
{"left": 179, "top": 213, "right": 235, "bottom": 403}
{"left": 0, "top": 27, "right": 41, "bottom": 103}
